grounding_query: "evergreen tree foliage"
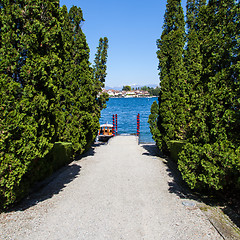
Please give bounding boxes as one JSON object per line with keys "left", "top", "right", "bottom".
{"left": 186, "top": 0, "right": 196, "bottom": 29}
{"left": 70, "top": 6, "right": 102, "bottom": 153}
{"left": 0, "top": 0, "right": 26, "bottom": 207}
{"left": 140, "top": 86, "right": 160, "bottom": 96}
{"left": 151, "top": 0, "right": 240, "bottom": 191}
{"left": 155, "top": 0, "right": 187, "bottom": 152}
{"left": 148, "top": 101, "right": 161, "bottom": 147}
{"left": 93, "top": 37, "right": 109, "bottom": 111}
{"left": 179, "top": 0, "right": 240, "bottom": 190}
{"left": 122, "top": 85, "right": 131, "bottom": 91}
{"left": 184, "top": 0, "right": 205, "bottom": 142}
{"left": 93, "top": 37, "right": 109, "bottom": 87}
{"left": 0, "top": 0, "right": 63, "bottom": 208}
{"left": 57, "top": 5, "right": 97, "bottom": 153}
{"left": 0, "top": 1, "right": 109, "bottom": 209}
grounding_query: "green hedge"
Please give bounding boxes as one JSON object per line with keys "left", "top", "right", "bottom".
{"left": 178, "top": 141, "right": 240, "bottom": 191}
{"left": 161, "top": 140, "right": 240, "bottom": 191}
{"left": 49, "top": 142, "right": 73, "bottom": 171}
{"left": 0, "top": 142, "right": 72, "bottom": 210}
{"left": 168, "top": 140, "right": 186, "bottom": 163}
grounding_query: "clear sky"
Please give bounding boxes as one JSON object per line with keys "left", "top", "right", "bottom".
{"left": 60, "top": 0, "right": 187, "bottom": 88}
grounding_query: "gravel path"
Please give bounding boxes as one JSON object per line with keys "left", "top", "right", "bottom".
{"left": 0, "top": 135, "right": 222, "bottom": 240}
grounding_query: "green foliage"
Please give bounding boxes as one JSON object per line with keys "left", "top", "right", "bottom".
{"left": 141, "top": 86, "right": 148, "bottom": 91}
{"left": 0, "top": 0, "right": 59, "bottom": 209}
{"left": 168, "top": 140, "right": 186, "bottom": 163}
{"left": 184, "top": 0, "right": 205, "bottom": 142}
{"left": 178, "top": 142, "right": 240, "bottom": 190}
{"left": 18, "top": 142, "right": 73, "bottom": 202}
{"left": 0, "top": 1, "right": 109, "bottom": 209}
{"left": 122, "top": 85, "right": 131, "bottom": 91}
{"left": 148, "top": 101, "right": 161, "bottom": 148}
{"left": 93, "top": 37, "right": 109, "bottom": 110}
{"left": 152, "top": 0, "right": 240, "bottom": 192}
{"left": 57, "top": 5, "right": 99, "bottom": 154}
{"left": 141, "top": 86, "right": 160, "bottom": 96}
{"left": 156, "top": 0, "right": 187, "bottom": 152}
{"left": 180, "top": 0, "right": 240, "bottom": 191}
{"left": 93, "top": 37, "right": 109, "bottom": 87}
{"left": 46, "top": 142, "right": 73, "bottom": 172}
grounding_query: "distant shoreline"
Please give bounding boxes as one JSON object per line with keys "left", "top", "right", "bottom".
{"left": 102, "top": 88, "right": 159, "bottom": 98}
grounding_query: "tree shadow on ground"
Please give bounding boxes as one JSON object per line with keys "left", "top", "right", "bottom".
{"left": 141, "top": 144, "right": 161, "bottom": 157}
{"left": 76, "top": 142, "right": 106, "bottom": 159}
{"left": 141, "top": 144, "right": 197, "bottom": 201}
{"left": 8, "top": 142, "right": 104, "bottom": 213}
{"left": 141, "top": 144, "right": 240, "bottom": 231}
{"left": 164, "top": 154, "right": 240, "bottom": 229}
{"left": 8, "top": 164, "right": 81, "bottom": 212}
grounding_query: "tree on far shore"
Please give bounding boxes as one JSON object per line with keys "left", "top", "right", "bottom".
{"left": 122, "top": 85, "right": 131, "bottom": 91}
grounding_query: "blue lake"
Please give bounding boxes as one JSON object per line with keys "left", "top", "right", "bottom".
{"left": 100, "top": 97, "right": 158, "bottom": 143}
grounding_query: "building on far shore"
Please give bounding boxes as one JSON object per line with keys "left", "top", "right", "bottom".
{"left": 101, "top": 89, "right": 151, "bottom": 98}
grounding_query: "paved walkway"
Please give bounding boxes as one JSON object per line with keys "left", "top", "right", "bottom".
{"left": 0, "top": 136, "right": 222, "bottom": 239}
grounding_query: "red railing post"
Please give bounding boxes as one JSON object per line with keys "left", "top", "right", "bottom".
{"left": 137, "top": 113, "right": 140, "bottom": 136}
{"left": 113, "top": 114, "right": 115, "bottom": 136}
{"left": 115, "top": 114, "right": 118, "bottom": 134}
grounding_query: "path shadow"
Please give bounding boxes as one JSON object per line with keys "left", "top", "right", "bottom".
{"left": 8, "top": 164, "right": 81, "bottom": 212}
{"left": 164, "top": 157, "right": 198, "bottom": 201}
{"left": 141, "top": 144, "right": 162, "bottom": 157}
{"left": 141, "top": 144, "right": 197, "bottom": 201}
{"left": 222, "top": 205, "right": 240, "bottom": 229}
{"left": 8, "top": 142, "right": 105, "bottom": 212}
{"left": 141, "top": 144, "right": 240, "bottom": 231}
{"left": 75, "top": 142, "right": 106, "bottom": 160}
{"left": 165, "top": 157, "right": 240, "bottom": 228}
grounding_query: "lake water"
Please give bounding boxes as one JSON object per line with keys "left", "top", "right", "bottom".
{"left": 100, "top": 97, "right": 158, "bottom": 143}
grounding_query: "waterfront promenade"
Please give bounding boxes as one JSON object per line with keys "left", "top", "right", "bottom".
{"left": 0, "top": 136, "right": 222, "bottom": 239}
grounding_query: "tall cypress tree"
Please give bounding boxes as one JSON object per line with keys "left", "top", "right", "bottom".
{"left": 184, "top": 0, "right": 206, "bottom": 142}
{"left": 0, "top": 0, "right": 63, "bottom": 207}
{"left": 1, "top": 1, "right": 110, "bottom": 209}
{"left": 55, "top": 4, "right": 71, "bottom": 140}
{"left": 232, "top": 1, "right": 240, "bottom": 146}
{"left": 178, "top": 0, "right": 240, "bottom": 190}
{"left": 0, "top": 0, "right": 27, "bottom": 206}
{"left": 20, "top": 0, "right": 63, "bottom": 153}
{"left": 194, "top": 0, "right": 239, "bottom": 145}
{"left": 156, "top": 0, "right": 187, "bottom": 152}
{"left": 93, "top": 37, "right": 109, "bottom": 111}
{"left": 93, "top": 37, "right": 109, "bottom": 87}
{"left": 58, "top": 6, "right": 99, "bottom": 153}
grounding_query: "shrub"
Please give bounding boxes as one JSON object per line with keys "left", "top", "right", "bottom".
{"left": 50, "top": 142, "right": 73, "bottom": 170}
{"left": 0, "top": 142, "right": 72, "bottom": 210}
{"left": 148, "top": 101, "right": 162, "bottom": 149}
{"left": 178, "top": 141, "right": 240, "bottom": 191}
{"left": 168, "top": 140, "right": 186, "bottom": 163}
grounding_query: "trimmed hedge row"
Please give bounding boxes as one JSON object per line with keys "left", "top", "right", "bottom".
{"left": 168, "top": 141, "right": 240, "bottom": 191}
{"left": 0, "top": 142, "right": 72, "bottom": 210}
{"left": 168, "top": 140, "right": 186, "bottom": 163}
{"left": 178, "top": 142, "right": 240, "bottom": 191}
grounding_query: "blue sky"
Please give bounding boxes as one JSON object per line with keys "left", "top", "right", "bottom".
{"left": 60, "top": 0, "right": 187, "bottom": 88}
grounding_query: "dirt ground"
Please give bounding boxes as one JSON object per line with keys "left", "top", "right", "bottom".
{"left": 0, "top": 135, "right": 238, "bottom": 239}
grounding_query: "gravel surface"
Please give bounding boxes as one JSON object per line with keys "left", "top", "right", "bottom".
{"left": 0, "top": 135, "right": 222, "bottom": 240}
